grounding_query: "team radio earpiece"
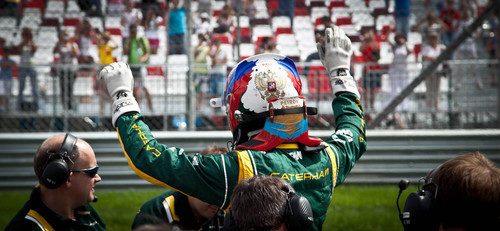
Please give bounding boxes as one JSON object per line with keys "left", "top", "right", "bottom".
{"left": 41, "top": 133, "right": 77, "bottom": 189}
{"left": 223, "top": 182, "right": 314, "bottom": 231}
{"left": 396, "top": 165, "right": 442, "bottom": 231}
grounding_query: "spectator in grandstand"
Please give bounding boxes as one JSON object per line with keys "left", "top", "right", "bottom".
{"left": 131, "top": 145, "right": 227, "bottom": 230}
{"left": 486, "top": 12, "right": 499, "bottom": 86}
{"left": 166, "top": 0, "right": 187, "bottom": 55}
{"left": 140, "top": 0, "right": 162, "bottom": 16}
{"left": 5, "top": 133, "right": 105, "bottom": 230}
{"left": 395, "top": 0, "right": 411, "bottom": 39}
{"left": 454, "top": 8, "right": 482, "bottom": 90}
{"left": 303, "top": 29, "right": 324, "bottom": 77}
{"left": 0, "top": 0, "right": 20, "bottom": 20}
{"left": 193, "top": 34, "right": 211, "bottom": 110}
{"left": 124, "top": 24, "right": 153, "bottom": 112}
{"left": 75, "top": 18, "right": 95, "bottom": 70}
{"left": 425, "top": 0, "right": 445, "bottom": 16}
{"left": 208, "top": 38, "right": 228, "bottom": 99}
{"left": 399, "top": 152, "right": 500, "bottom": 231}
{"left": 53, "top": 30, "right": 79, "bottom": 111}
{"left": 99, "top": 25, "right": 366, "bottom": 230}
{"left": 195, "top": 12, "right": 213, "bottom": 37}
{"left": 244, "top": 0, "right": 257, "bottom": 21}
{"left": 227, "top": 175, "right": 313, "bottom": 231}
{"left": 412, "top": 12, "right": 448, "bottom": 45}
{"left": 143, "top": 7, "right": 164, "bottom": 55}
{"left": 439, "top": 0, "right": 460, "bottom": 46}
{"left": 0, "top": 37, "right": 5, "bottom": 56}
{"left": 108, "top": 0, "right": 123, "bottom": 17}
{"left": 0, "top": 48, "right": 15, "bottom": 112}
{"left": 197, "top": 0, "right": 212, "bottom": 15}
{"left": 121, "top": 0, "right": 143, "bottom": 51}
{"left": 387, "top": 33, "right": 413, "bottom": 128}
{"left": 96, "top": 31, "right": 118, "bottom": 114}
{"left": 16, "top": 27, "right": 41, "bottom": 112}
{"left": 422, "top": 32, "right": 445, "bottom": 111}
{"left": 214, "top": 4, "right": 234, "bottom": 34}
{"left": 259, "top": 36, "right": 276, "bottom": 54}
{"left": 278, "top": 0, "right": 295, "bottom": 24}
{"left": 360, "top": 30, "right": 381, "bottom": 111}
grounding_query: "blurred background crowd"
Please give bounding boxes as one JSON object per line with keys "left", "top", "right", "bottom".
{"left": 0, "top": 0, "right": 498, "bottom": 131}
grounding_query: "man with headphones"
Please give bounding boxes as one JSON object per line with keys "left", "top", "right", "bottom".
{"left": 132, "top": 145, "right": 227, "bottom": 231}
{"left": 397, "top": 152, "right": 500, "bottom": 231}
{"left": 225, "top": 175, "right": 313, "bottom": 231}
{"left": 99, "top": 25, "right": 365, "bottom": 230}
{"left": 6, "top": 133, "right": 106, "bottom": 231}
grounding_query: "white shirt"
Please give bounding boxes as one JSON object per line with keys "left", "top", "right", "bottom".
{"left": 122, "top": 8, "right": 143, "bottom": 38}
{"left": 422, "top": 43, "right": 445, "bottom": 70}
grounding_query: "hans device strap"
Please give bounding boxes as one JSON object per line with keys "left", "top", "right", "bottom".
{"left": 41, "top": 133, "right": 77, "bottom": 189}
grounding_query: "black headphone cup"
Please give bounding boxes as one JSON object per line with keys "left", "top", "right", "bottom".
{"left": 286, "top": 195, "right": 314, "bottom": 231}
{"left": 40, "top": 133, "right": 77, "bottom": 189}
{"left": 41, "top": 159, "right": 70, "bottom": 189}
{"left": 402, "top": 189, "right": 439, "bottom": 231}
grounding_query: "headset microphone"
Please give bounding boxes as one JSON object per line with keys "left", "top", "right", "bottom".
{"left": 92, "top": 195, "right": 98, "bottom": 203}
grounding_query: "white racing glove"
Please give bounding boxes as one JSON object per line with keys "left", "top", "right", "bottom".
{"left": 317, "top": 26, "right": 360, "bottom": 98}
{"left": 99, "top": 62, "right": 140, "bottom": 127}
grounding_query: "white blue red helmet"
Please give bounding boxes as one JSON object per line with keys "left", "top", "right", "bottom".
{"left": 224, "top": 54, "right": 321, "bottom": 151}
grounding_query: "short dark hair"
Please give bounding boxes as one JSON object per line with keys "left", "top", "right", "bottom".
{"left": 433, "top": 152, "right": 500, "bottom": 230}
{"left": 34, "top": 137, "right": 80, "bottom": 181}
{"left": 230, "top": 175, "right": 288, "bottom": 230}
{"left": 200, "top": 144, "right": 228, "bottom": 156}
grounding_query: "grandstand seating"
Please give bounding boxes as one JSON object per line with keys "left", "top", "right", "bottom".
{"left": 0, "top": 0, "right": 490, "bottom": 107}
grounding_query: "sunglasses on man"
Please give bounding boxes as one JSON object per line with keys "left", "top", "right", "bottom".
{"left": 71, "top": 165, "right": 99, "bottom": 178}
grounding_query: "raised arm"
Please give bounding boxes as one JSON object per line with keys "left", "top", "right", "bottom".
{"left": 99, "top": 62, "right": 240, "bottom": 208}
{"left": 317, "top": 26, "right": 367, "bottom": 185}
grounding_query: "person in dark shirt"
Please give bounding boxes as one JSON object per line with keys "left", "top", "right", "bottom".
{"left": 6, "top": 133, "right": 105, "bottom": 231}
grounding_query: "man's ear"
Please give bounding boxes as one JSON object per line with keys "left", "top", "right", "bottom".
{"left": 65, "top": 172, "right": 74, "bottom": 187}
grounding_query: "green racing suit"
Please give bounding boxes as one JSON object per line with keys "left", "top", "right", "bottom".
{"left": 115, "top": 93, "right": 366, "bottom": 230}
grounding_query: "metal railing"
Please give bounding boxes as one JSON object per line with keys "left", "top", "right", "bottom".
{"left": 1, "top": 129, "right": 499, "bottom": 189}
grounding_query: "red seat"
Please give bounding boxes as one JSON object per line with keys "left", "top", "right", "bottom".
{"left": 41, "top": 18, "right": 60, "bottom": 27}
{"left": 314, "top": 17, "right": 323, "bottom": 27}
{"left": 63, "top": 18, "right": 80, "bottom": 27}
{"left": 294, "top": 7, "right": 308, "bottom": 16}
{"left": 329, "top": 1, "right": 346, "bottom": 11}
{"left": 212, "top": 34, "right": 231, "bottom": 44}
{"left": 212, "top": 10, "right": 221, "bottom": 17}
{"left": 268, "top": 0, "right": 279, "bottom": 12}
{"left": 307, "top": 66, "right": 331, "bottom": 95}
{"left": 336, "top": 17, "right": 352, "bottom": 26}
{"left": 25, "top": 0, "right": 45, "bottom": 13}
{"left": 147, "top": 66, "right": 164, "bottom": 76}
{"left": 275, "top": 27, "right": 292, "bottom": 36}
{"left": 233, "top": 27, "right": 251, "bottom": 43}
{"left": 310, "top": 1, "right": 325, "bottom": 7}
{"left": 106, "top": 27, "right": 122, "bottom": 36}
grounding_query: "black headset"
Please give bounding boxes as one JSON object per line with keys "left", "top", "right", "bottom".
{"left": 397, "top": 166, "right": 441, "bottom": 231}
{"left": 223, "top": 182, "right": 314, "bottom": 231}
{"left": 41, "top": 133, "right": 77, "bottom": 189}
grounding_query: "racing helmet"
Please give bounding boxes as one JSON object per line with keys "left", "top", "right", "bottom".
{"left": 223, "top": 54, "right": 322, "bottom": 151}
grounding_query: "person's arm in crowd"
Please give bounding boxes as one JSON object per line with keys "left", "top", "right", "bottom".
{"left": 139, "top": 38, "right": 150, "bottom": 63}
{"left": 317, "top": 27, "right": 367, "bottom": 185}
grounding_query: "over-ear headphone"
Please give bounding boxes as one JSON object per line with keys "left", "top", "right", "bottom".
{"left": 396, "top": 166, "right": 441, "bottom": 231}
{"left": 223, "top": 182, "right": 314, "bottom": 231}
{"left": 41, "top": 133, "right": 77, "bottom": 189}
